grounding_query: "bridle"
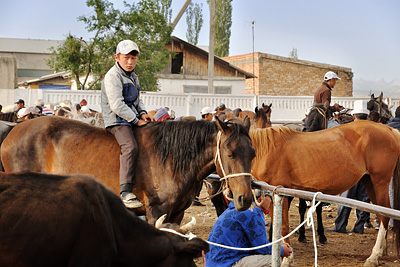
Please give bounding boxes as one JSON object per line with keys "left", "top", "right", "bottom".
{"left": 372, "top": 99, "right": 392, "bottom": 122}
{"left": 213, "top": 130, "right": 256, "bottom": 201}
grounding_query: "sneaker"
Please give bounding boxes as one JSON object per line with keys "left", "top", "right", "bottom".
{"left": 121, "top": 192, "right": 143, "bottom": 209}
{"left": 364, "top": 222, "right": 373, "bottom": 229}
{"left": 327, "top": 227, "right": 347, "bottom": 234}
{"left": 351, "top": 228, "right": 364, "bottom": 234}
{"left": 192, "top": 200, "right": 206, "bottom": 206}
{"left": 322, "top": 204, "right": 332, "bottom": 211}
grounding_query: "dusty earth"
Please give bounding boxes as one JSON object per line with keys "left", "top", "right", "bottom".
{"left": 182, "top": 189, "right": 400, "bottom": 267}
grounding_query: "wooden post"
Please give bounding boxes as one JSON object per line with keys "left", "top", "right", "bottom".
{"left": 208, "top": 0, "right": 215, "bottom": 94}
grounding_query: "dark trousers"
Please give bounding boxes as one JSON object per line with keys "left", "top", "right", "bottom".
{"left": 334, "top": 181, "right": 370, "bottom": 233}
{"left": 107, "top": 125, "right": 138, "bottom": 194}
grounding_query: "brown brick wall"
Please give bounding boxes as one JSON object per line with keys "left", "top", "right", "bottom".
{"left": 224, "top": 52, "right": 353, "bottom": 97}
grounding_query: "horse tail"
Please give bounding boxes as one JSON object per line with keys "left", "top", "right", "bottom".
{"left": 393, "top": 155, "right": 400, "bottom": 254}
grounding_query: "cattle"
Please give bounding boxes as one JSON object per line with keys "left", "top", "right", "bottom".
{"left": 0, "top": 172, "right": 208, "bottom": 266}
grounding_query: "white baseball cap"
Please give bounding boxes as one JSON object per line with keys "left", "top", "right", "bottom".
{"left": 201, "top": 107, "right": 216, "bottom": 115}
{"left": 116, "top": 40, "right": 140, "bottom": 55}
{"left": 324, "top": 71, "right": 341, "bottom": 81}
{"left": 351, "top": 100, "right": 370, "bottom": 115}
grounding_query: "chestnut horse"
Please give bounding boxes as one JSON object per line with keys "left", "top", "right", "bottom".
{"left": 1, "top": 116, "right": 255, "bottom": 225}
{"left": 251, "top": 103, "right": 272, "bottom": 129}
{"left": 250, "top": 121, "right": 400, "bottom": 266}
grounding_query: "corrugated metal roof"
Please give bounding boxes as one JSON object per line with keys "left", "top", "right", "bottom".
{"left": 0, "top": 38, "right": 63, "bottom": 54}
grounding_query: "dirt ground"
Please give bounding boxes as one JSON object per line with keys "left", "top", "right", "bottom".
{"left": 182, "top": 189, "right": 400, "bottom": 267}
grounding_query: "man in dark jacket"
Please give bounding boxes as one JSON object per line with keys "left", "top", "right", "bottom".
{"left": 314, "top": 71, "right": 344, "bottom": 113}
{"left": 388, "top": 106, "right": 400, "bottom": 130}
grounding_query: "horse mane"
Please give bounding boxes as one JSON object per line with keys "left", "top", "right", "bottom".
{"left": 250, "top": 126, "right": 296, "bottom": 159}
{"left": 0, "top": 112, "right": 17, "bottom": 123}
{"left": 147, "top": 120, "right": 248, "bottom": 177}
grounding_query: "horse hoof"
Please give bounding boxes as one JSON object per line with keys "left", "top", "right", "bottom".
{"left": 363, "top": 259, "right": 378, "bottom": 267}
{"left": 363, "top": 260, "right": 378, "bottom": 267}
{"left": 319, "top": 236, "right": 328, "bottom": 244}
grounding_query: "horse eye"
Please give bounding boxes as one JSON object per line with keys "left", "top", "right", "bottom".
{"left": 227, "top": 154, "right": 233, "bottom": 159}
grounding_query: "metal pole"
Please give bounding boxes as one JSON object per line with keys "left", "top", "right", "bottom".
{"left": 271, "top": 193, "right": 282, "bottom": 267}
{"left": 208, "top": 0, "right": 215, "bottom": 94}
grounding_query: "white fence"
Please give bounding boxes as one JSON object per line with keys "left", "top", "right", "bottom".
{"left": 1, "top": 89, "right": 399, "bottom": 122}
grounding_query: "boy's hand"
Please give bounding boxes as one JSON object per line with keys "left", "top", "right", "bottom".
{"left": 141, "top": 113, "right": 156, "bottom": 122}
{"left": 282, "top": 242, "right": 292, "bottom": 257}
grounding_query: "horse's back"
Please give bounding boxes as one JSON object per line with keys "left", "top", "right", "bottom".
{"left": 1, "top": 117, "right": 120, "bottom": 191}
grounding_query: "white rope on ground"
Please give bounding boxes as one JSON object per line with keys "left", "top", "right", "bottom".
{"left": 160, "top": 191, "right": 323, "bottom": 267}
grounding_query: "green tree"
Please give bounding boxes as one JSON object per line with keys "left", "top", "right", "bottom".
{"left": 152, "top": 0, "right": 172, "bottom": 25}
{"left": 47, "top": 0, "right": 173, "bottom": 91}
{"left": 186, "top": 2, "right": 204, "bottom": 45}
{"left": 289, "top": 48, "right": 298, "bottom": 59}
{"left": 210, "top": 0, "right": 232, "bottom": 57}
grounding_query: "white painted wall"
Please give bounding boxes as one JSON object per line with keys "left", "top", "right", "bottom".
{"left": 157, "top": 77, "right": 246, "bottom": 95}
{"left": 1, "top": 88, "right": 398, "bottom": 122}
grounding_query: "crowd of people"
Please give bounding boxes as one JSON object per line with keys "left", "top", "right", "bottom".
{"left": 1, "top": 38, "right": 399, "bottom": 266}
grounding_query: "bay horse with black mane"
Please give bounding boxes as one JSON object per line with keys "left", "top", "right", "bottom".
{"left": 250, "top": 121, "right": 400, "bottom": 266}
{"left": 367, "top": 92, "right": 393, "bottom": 123}
{"left": 1, "top": 115, "right": 256, "bottom": 225}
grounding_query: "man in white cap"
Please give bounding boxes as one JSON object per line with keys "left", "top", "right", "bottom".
{"left": 101, "top": 39, "right": 156, "bottom": 208}
{"left": 314, "top": 71, "right": 344, "bottom": 113}
{"left": 201, "top": 107, "right": 215, "bottom": 121}
{"left": 328, "top": 100, "right": 371, "bottom": 234}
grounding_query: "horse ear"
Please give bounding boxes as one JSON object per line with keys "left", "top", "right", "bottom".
{"left": 243, "top": 116, "right": 251, "bottom": 133}
{"left": 370, "top": 94, "right": 375, "bottom": 100}
{"left": 268, "top": 103, "right": 272, "bottom": 108}
{"left": 254, "top": 106, "right": 259, "bottom": 113}
{"left": 323, "top": 100, "right": 330, "bottom": 110}
{"left": 378, "top": 92, "right": 383, "bottom": 102}
{"left": 313, "top": 100, "right": 318, "bottom": 107}
{"left": 262, "top": 103, "right": 266, "bottom": 109}
{"left": 215, "top": 116, "right": 229, "bottom": 134}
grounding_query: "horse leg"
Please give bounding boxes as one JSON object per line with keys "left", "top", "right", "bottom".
{"left": 364, "top": 224, "right": 387, "bottom": 267}
{"left": 211, "top": 192, "right": 228, "bottom": 217}
{"left": 316, "top": 203, "right": 327, "bottom": 244}
{"left": 298, "top": 198, "right": 307, "bottom": 243}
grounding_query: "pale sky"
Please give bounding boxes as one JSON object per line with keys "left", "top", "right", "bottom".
{"left": 1, "top": 0, "right": 399, "bottom": 91}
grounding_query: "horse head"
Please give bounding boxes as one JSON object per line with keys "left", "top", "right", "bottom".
{"left": 252, "top": 103, "right": 272, "bottom": 129}
{"left": 306, "top": 101, "right": 330, "bottom": 132}
{"left": 214, "top": 116, "right": 255, "bottom": 211}
{"left": 367, "top": 92, "right": 393, "bottom": 124}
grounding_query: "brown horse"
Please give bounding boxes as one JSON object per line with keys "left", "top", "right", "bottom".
{"left": 0, "top": 111, "right": 17, "bottom": 122}
{"left": 1, "top": 116, "right": 255, "bottom": 225}
{"left": 252, "top": 103, "right": 272, "bottom": 129}
{"left": 367, "top": 92, "right": 393, "bottom": 124}
{"left": 250, "top": 121, "right": 400, "bottom": 266}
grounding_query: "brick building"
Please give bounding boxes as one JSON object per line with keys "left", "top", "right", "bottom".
{"left": 224, "top": 52, "right": 353, "bottom": 97}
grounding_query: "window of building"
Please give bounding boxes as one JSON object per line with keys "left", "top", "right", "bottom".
{"left": 171, "top": 52, "right": 183, "bottom": 74}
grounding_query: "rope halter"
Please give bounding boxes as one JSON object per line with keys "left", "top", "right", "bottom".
{"left": 213, "top": 131, "right": 255, "bottom": 199}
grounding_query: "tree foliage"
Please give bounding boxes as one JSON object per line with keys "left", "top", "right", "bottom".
{"left": 46, "top": 0, "right": 173, "bottom": 91}
{"left": 213, "top": 0, "right": 232, "bottom": 57}
{"left": 289, "top": 48, "right": 298, "bottom": 59}
{"left": 186, "top": 2, "right": 204, "bottom": 45}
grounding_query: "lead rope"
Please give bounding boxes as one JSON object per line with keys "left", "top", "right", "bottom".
{"left": 315, "top": 107, "right": 327, "bottom": 129}
{"left": 160, "top": 191, "right": 323, "bottom": 267}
